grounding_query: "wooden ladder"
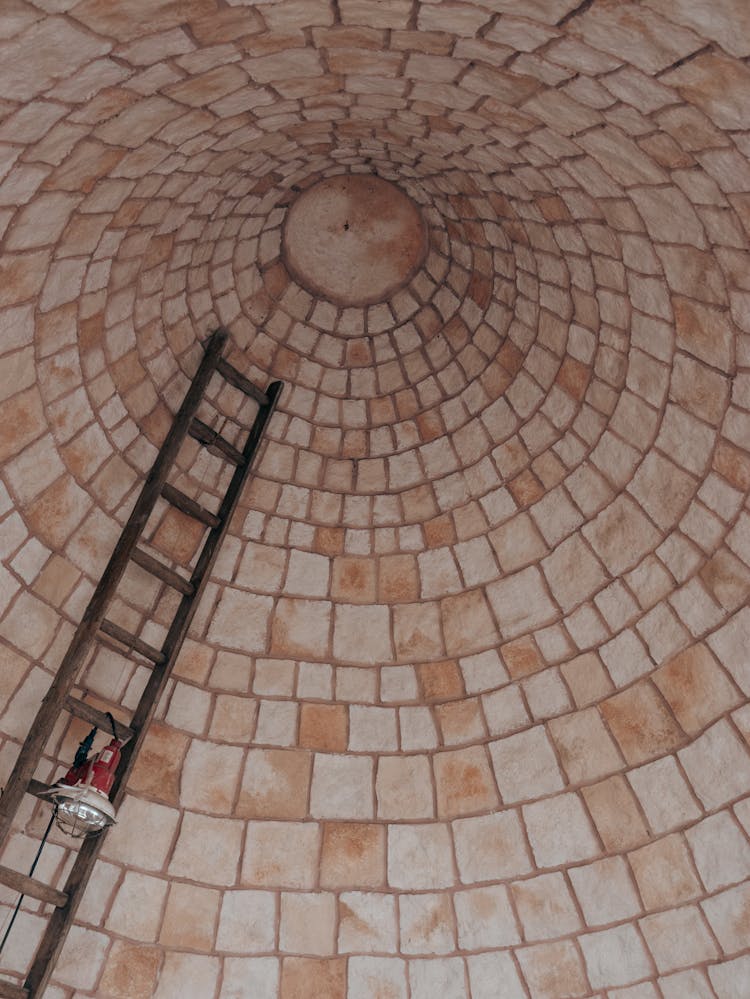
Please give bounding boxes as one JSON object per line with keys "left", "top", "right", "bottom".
{"left": 0, "top": 329, "right": 282, "bottom": 998}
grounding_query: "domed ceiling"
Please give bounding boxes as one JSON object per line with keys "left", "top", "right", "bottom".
{"left": 1, "top": 1, "right": 750, "bottom": 996}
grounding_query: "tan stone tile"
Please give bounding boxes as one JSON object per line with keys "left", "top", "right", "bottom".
{"left": 435, "top": 698, "right": 485, "bottom": 745}
{"left": 487, "top": 566, "right": 558, "bottom": 639}
{"left": 128, "top": 722, "right": 188, "bottom": 806}
{"left": 271, "top": 597, "right": 331, "bottom": 658}
{"left": 237, "top": 748, "right": 311, "bottom": 820}
{"left": 433, "top": 745, "right": 499, "bottom": 818}
{"left": 501, "top": 634, "right": 545, "bottom": 679}
{"left": 490, "top": 726, "right": 564, "bottom": 804}
{"left": 320, "top": 822, "right": 385, "bottom": 890}
{"left": 280, "top": 957, "right": 346, "bottom": 999}
{"left": 579, "top": 924, "right": 653, "bottom": 991}
{"left": 210, "top": 693, "right": 258, "bottom": 742}
{"left": 417, "top": 659, "right": 464, "bottom": 701}
{"left": 600, "top": 681, "right": 685, "bottom": 765}
{"left": 653, "top": 643, "right": 739, "bottom": 735}
{"left": 160, "top": 882, "right": 220, "bottom": 950}
{"left": 378, "top": 554, "right": 419, "bottom": 602}
{"left": 441, "top": 589, "right": 498, "bottom": 655}
{"left": 299, "top": 703, "right": 348, "bottom": 752}
{"left": 331, "top": 555, "right": 376, "bottom": 603}
{"left": 98, "top": 941, "right": 160, "bottom": 999}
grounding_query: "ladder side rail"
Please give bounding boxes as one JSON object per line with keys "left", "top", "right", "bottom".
{"left": 23, "top": 379, "right": 283, "bottom": 999}
{"left": 0, "top": 332, "right": 227, "bottom": 847}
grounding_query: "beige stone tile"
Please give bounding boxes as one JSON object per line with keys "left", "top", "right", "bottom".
{"left": 105, "top": 871, "right": 168, "bottom": 942}
{"left": 399, "top": 892, "right": 455, "bottom": 954}
{"left": 347, "top": 956, "right": 407, "bottom": 999}
{"left": 221, "top": 957, "right": 280, "bottom": 998}
{"left": 640, "top": 905, "right": 718, "bottom": 974}
{"left": 387, "top": 823, "right": 454, "bottom": 889}
{"left": 280, "top": 891, "right": 336, "bottom": 955}
{"left": 338, "top": 892, "right": 397, "bottom": 953}
{"left": 152, "top": 953, "right": 220, "bottom": 999}
{"left": 628, "top": 756, "right": 701, "bottom": 835}
{"left": 516, "top": 940, "right": 589, "bottom": 999}
{"left": 376, "top": 755, "right": 433, "bottom": 819}
{"left": 512, "top": 872, "right": 581, "bottom": 942}
{"left": 679, "top": 719, "right": 750, "bottom": 809}
{"left": 310, "top": 753, "right": 373, "bottom": 819}
{"left": 216, "top": 889, "right": 276, "bottom": 953}
{"left": 523, "top": 792, "right": 600, "bottom": 867}
{"left": 579, "top": 924, "right": 652, "bottom": 990}
{"left": 333, "top": 603, "right": 392, "bottom": 663}
{"left": 686, "top": 811, "right": 750, "bottom": 891}
{"left": 179, "top": 739, "right": 244, "bottom": 813}
{"left": 408, "top": 957, "right": 468, "bottom": 999}
{"left": 570, "top": 856, "right": 641, "bottom": 926}
{"left": 630, "top": 833, "right": 702, "bottom": 909}
{"left": 489, "top": 726, "right": 564, "bottom": 804}
{"left": 452, "top": 810, "right": 532, "bottom": 883}
{"left": 169, "top": 812, "right": 243, "bottom": 885}
{"left": 549, "top": 707, "right": 623, "bottom": 782}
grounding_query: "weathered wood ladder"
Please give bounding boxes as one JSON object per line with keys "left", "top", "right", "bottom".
{"left": 0, "top": 329, "right": 282, "bottom": 998}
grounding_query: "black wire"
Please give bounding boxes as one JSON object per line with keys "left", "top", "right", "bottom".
{"left": 0, "top": 807, "right": 56, "bottom": 957}
{"left": 105, "top": 712, "right": 117, "bottom": 740}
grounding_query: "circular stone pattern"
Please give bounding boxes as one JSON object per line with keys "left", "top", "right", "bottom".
{"left": 282, "top": 174, "right": 428, "bottom": 306}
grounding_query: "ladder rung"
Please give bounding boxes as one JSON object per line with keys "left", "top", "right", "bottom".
{"left": 0, "top": 864, "right": 67, "bottom": 909}
{"left": 26, "top": 780, "right": 52, "bottom": 801}
{"left": 216, "top": 357, "right": 269, "bottom": 405}
{"left": 64, "top": 696, "right": 134, "bottom": 744}
{"left": 130, "top": 548, "right": 194, "bottom": 596}
{"left": 0, "top": 977, "right": 29, "bottom": 998}
{"left": 98, "top": 620, "right": 165, "bottom": 665}
{"left": 189, "top": 418, "right": 245, "bottom": 465}
{"left": 161, "top": 484, "right": 220, "bottom": 528}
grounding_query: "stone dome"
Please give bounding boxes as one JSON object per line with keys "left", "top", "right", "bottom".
{"left": 1, "top": 1, "right": 750, "bottom": 997}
